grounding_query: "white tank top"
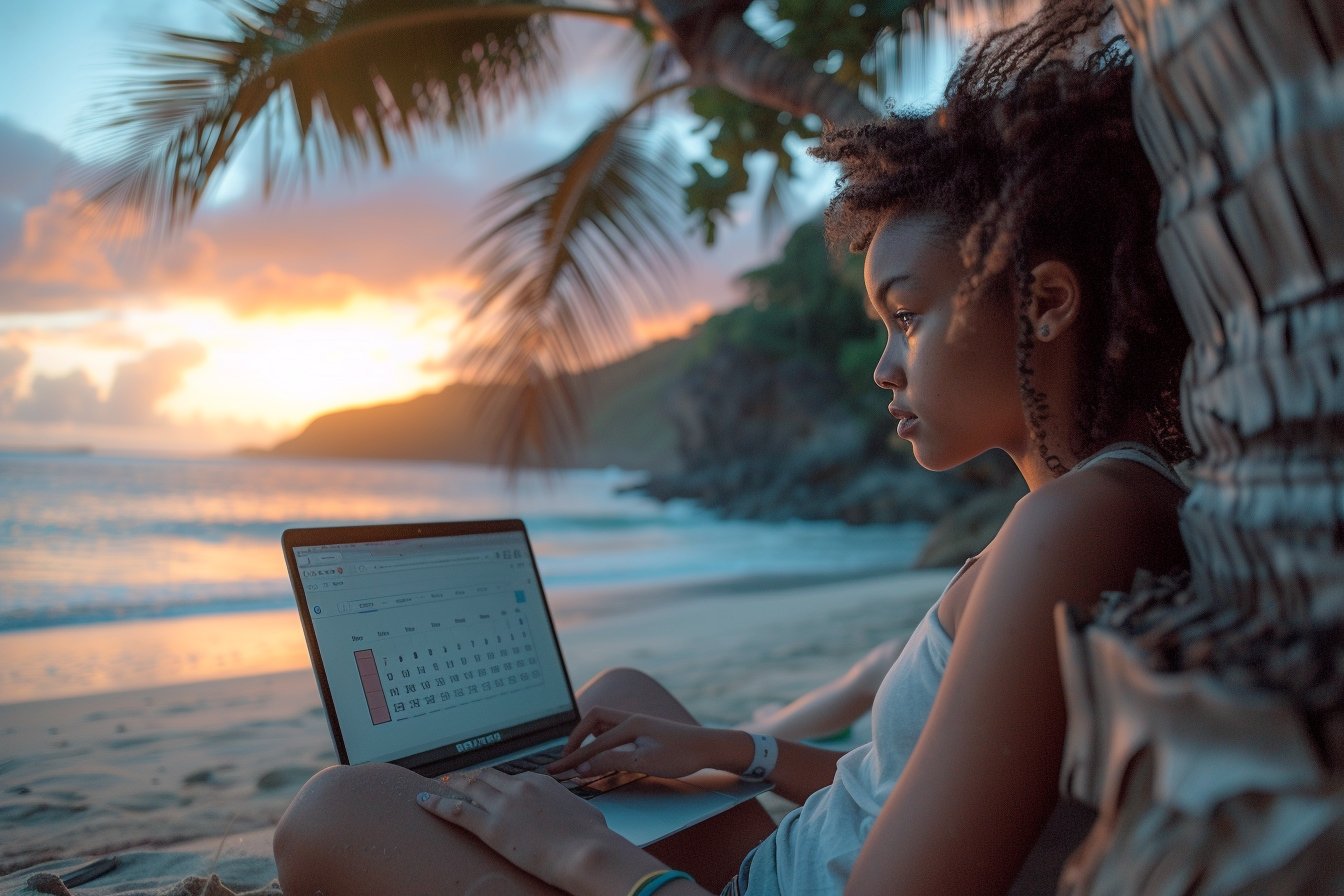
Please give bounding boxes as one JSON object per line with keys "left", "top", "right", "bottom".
{"left": 759, "top": 443, "right": 1185, "bottom": 895}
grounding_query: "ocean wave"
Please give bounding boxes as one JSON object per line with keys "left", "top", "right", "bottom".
{"left": 1, "top": 454, "right": 927, "bottom": 633}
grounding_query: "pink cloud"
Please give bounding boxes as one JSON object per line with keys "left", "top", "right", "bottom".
{"left": 0, "top": 343, "right": 29, "bottom": 413}
{"left": 101, "top": 341, "right": 207, "bottom": 425}
{"left": 225, "top": 263, "right": 369, "bottom": 316}
{"left": 13, "top": 368, "right": 102, "bottom": 422}
{"left": 6, "top": 340, "right": 206, "bottom": 426}
{"left": 2, "top": 189, "right": 121, "bottom": 291}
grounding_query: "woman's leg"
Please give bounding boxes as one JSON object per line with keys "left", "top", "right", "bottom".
{"left": 576, "top": 668, "right": 778, "bottom": 888}
{"left": 274, "top": 761, "right": 562, "bottom": 896}
{"left": 274, "top": 668, "right": 775, "bottom": 896}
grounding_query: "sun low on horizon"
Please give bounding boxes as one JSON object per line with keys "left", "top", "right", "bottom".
{"left": 0, "top": 1, "right": 778, "bottom": 456}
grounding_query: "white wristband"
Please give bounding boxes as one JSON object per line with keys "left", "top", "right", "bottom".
{"left": 740, "top": 733, "right": 777, "bottom": 782}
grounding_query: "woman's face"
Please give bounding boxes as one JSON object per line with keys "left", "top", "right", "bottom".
{"left": 864, "top": 211, "right": 1028, "bottom": 471}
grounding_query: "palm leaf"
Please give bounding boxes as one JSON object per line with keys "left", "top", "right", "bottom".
{"left": 456, "top": 96, "right": 689, "bottom": 465}
{"left": 81, "top": 0, "right": 636, "bottom": 236}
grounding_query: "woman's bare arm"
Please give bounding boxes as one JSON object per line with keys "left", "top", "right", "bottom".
{"left": 747, "top": 637, "right": 907, "bottom": 743}
{"left": 846, "top": 472, "right": 1178, "bottom": 896}
{"left": 547, "top": 709, "right": 845, "bottom": 805}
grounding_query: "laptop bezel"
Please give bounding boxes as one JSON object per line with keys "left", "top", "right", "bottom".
{"left": 281, "top": 518, "right": 582, "bottom": 773}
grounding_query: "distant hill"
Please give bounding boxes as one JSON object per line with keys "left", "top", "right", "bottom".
{"left": 259, "top": 337, "right": 697, "bottom": 473}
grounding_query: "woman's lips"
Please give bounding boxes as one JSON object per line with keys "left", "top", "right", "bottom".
{"left": 888, "top": 406, "right": 918, "bottom": 439}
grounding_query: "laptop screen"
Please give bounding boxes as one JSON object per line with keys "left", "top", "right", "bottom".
{"left": 286, "top": 523, "right": 577, "bottom": 768}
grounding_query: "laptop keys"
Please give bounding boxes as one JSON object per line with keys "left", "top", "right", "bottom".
{"left": 581, "top": 770, "right": 645, "bottom": 793}
{"left": 486, "top": 748, "right": 645, "bottom": 800}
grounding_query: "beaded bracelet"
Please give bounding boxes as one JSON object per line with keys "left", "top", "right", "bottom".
{"left": 627, "top": 869, "right": 692, "bottom": 896}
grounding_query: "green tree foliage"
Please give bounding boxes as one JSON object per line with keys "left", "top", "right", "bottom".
{"left": 699, "top": 218, "right": 889, "bottom": 437}
{"left": 85, "top": 0, "right": 1017, "bottom": 466}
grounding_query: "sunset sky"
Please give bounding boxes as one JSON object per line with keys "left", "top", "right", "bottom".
{"left": 0, "top": 1, "right": 960, "bottom": 456}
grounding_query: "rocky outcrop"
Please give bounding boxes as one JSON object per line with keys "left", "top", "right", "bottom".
{"left": 632, "top": 343, "right": 1006, "bottom": 528}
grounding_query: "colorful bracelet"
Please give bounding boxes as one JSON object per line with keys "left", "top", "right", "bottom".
{"left": 627, "top": 869, "right": 692, "bottom": 896}
{"left": 740, "top": 733, "right": 777, "bottom": 782}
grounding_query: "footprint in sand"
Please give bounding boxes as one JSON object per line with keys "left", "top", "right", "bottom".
{"left": 182, "top": 764, "right": 238, "bottom": 788}
{"left": 257, "top": 767, "right": 318, "bottom": 792}
{"left": 0, "top": 800, "right": 88, "bottom": 822}
{"left": 110, "top": 791, "right": 187, "bottom": 812}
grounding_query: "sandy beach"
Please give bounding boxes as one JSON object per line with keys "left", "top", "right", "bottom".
{"left": 0, "top": 568, "right": 953, "bottom": 896}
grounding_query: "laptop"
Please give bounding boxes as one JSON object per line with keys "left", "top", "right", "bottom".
{"left": 281, "top": 518, "right": 769, "bottom": 846}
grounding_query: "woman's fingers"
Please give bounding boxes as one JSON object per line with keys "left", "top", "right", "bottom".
{"left": 560, "top": 705, "right": 630, "bottom": 756}
{"left": 567, "top": 739, "right": 643, "bottom": 776}
{"left": 550, "top": 724, "right": 641, "bottom": 774}
{"left": 416, "top": 769, "right": 616, "bottom": 891}
{"left": 416, "top": 789, "right": 488, "bottom": 831}
{"left": 418, "top": 766, "right": 528, "bottom": 826}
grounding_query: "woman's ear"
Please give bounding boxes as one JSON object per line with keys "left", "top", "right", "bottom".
{"left": 1027, "top": 260, "right": 1082, "bottom": 342}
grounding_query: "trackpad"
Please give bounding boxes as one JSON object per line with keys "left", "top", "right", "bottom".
{"left": 594, "top": 777, "right": 739, "bottom": 847}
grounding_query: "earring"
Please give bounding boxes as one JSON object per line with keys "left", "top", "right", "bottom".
{"left": 1038, "top": 323, "right": 1050, "bottom": 339}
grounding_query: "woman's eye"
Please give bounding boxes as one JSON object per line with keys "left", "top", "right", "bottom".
{"left": 893, "top": 311, "right": 918, "bottom": 334}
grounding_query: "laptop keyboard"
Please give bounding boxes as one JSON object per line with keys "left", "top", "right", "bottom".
{"left": 487, "top": 745, "right": 647, "bottom": 799}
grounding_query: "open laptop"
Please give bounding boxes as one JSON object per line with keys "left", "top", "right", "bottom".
{"left": 281, "top": 518, "right": 769, "bottom": 847}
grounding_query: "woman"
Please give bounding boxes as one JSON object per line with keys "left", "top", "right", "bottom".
{"left": 273, "top": 6, "right": 1191, "bottom": 895}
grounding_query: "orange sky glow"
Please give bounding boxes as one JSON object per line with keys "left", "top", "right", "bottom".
{"left": 0, "top": 1, "right": 980, "bottom": 456}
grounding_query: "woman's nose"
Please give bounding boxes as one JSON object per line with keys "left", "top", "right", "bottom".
{"left": 873, "top": 339, "right": 907, "bottom": 390}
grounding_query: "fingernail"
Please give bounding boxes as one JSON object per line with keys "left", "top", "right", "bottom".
{"left": 576, "top": 762, "right": 591, "bottom": 774}
{"left": 417, "top": 792, "right": 432, "bottom": 804}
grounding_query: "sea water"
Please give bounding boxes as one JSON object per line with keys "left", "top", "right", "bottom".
{"left": 0, "top": 452, "right": 926, "bottom": 701}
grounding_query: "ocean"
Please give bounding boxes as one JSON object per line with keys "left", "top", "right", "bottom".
{"left": 0, "top": 452, "right": 926, "bottom": 702}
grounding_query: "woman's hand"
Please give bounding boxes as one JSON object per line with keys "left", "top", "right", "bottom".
{"left": 416, "top": 767, "right": 649, "bottom": 893}
{"left": 547, "top": 707, "right": 752, "bottom": 779}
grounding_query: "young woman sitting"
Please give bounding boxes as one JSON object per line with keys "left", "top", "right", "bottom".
{"left": 272, "top": 7, "right": 1192, "bottom": 895}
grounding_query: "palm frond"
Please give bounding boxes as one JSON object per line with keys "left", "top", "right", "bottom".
{"left": 81, "top": 0, "right": 635, "bottom": 237}
{"left": 457, "top": 99, "right": 689, "bottom": 464}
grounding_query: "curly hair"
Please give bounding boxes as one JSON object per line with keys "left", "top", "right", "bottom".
{"left": 810, "top": 1, "right": 1191, "bottom": 468}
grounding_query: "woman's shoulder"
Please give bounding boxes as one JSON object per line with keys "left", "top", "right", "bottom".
{"left": 972, "top": 459, "right": 1184, "bottom": 610}
{"left": 1019, "top": 451, "right": 1182, "bottom": 529}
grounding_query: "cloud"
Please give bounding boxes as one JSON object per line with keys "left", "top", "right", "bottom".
{"left": 0, "top": 343, "right": 29, "bottom": 413}
{"left": 13, "top": 368, "right": 102, "bottom": 422}
{"left": 0, "top": 117, "right": 72, "bottom": 207}
{"left": 8, "top": 340, "right": 207, "bottom": 425}
{"left": 0, "top": 118, "right": 132, "bottom": 309}
{"left": 0, "top": 42, "right": 812, "bottom": 355}
{"left": 222, "top": 264, "right": 369, "bottom": 316}
{"left": 101, "top": 341, "right": 207, "bottom": 425}
{"left": 0, "top": 118, "right": 76, "bottom": 274}
{"left": 194, "top": 162, "right": 496, "bottom": 301}
{"left": 2, "top": 189, "right": 122, "bottom": 292}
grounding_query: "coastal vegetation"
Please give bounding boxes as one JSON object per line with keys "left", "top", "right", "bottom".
{"left": 83, "top": 0, "right": 1027, "bottom": 468}
{"left": 265, "top": 217, "right": 1024, "bottom": 563}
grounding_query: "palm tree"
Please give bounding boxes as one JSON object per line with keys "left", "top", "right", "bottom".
{"left": 83, "top": 0, "right": 1022, "bottom": 466}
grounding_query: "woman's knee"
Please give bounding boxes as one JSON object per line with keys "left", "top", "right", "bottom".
{"left": 576, "top": 667, "right": 696, "bottom": 723}
{"left": 273, "top": 763, "right": 419, "bottom": 889}
{"left": 274, "top": 763, "right": 562, "bottom": 896}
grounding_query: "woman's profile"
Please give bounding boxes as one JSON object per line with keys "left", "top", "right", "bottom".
{"left": 272, "top": 5, "right": 1193, "bottom": 895}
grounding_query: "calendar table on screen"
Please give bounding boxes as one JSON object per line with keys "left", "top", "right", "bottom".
{"left": 351, "top": 592, "right": 545, "bottom": 726}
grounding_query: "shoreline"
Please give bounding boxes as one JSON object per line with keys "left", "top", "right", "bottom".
{"left": 0, "top": 566, "right": 954, "bottom": 889}
{"left": 0, "top": 564, "right": 925, "bottom": 708}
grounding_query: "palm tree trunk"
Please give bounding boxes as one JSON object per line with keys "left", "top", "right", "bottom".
{"left": 645, "top": 0, "right": 876, "bottom": 125}
{"left": 1120, "top": 0, "right": 1344, "bottom": 625}
{"left": 1057, "top": 1, "right": 1344, "bottom": 891}
{"left": 698, "top": 14, "right": 875, "bottom": 125}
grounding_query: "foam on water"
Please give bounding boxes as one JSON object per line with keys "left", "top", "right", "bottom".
{"left": 1, "top": 453, "right": 926, "bottom": 631}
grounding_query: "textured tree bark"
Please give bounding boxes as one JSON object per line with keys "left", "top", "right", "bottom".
{"left": 1056, "top": 1, "right": 1344, "bottom": 891}
{"left": 1119, "top": 0, "right": 1344, "bottom": 624}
